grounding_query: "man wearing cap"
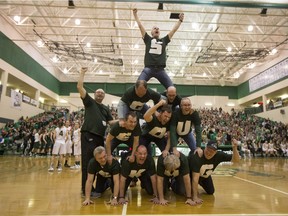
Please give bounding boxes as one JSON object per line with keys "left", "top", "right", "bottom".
{"left": 188, "top": 138, "right": 240, "bottom": 205}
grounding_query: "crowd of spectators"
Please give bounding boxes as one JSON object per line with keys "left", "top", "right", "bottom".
{"left": 0, "top": 106, "right": 287, "bottom": 158}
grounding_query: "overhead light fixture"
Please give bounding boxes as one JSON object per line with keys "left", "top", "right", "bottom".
{"left": 68, "top": 0, "right": 75, "bottom": 9}
{"left": 260, "top": 8, "right": 267, "bottom": 17}
{"left": 157, "top": 3, "right": 163, "bottom": 11}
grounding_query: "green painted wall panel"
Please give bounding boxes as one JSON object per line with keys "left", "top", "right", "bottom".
{"left": 0, "top": 31, "right": 60, "bottom": 94}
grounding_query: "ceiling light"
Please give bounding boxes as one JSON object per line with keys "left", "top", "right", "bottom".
{"left": 52, "top": 55, "right": 59, "bottom": 63}
{"left": 227, "top": 47, "right": 232, "bottom": 52}
{"left": 13, "top": 15, "right": 21, "bottom": 23}
{"left": 192, "top": 22, "right": 200, "bottom": 31}
{"left": 86, "top": 42, "right": 91, "bottom": 48}
{"left": 247, "top": 25, "right": 254, "bottom": 32}
{"left": 248, "top": 62, "right": 256, "bottom": 69}
{"left": 213, "top": 62, "right": 217, "bottom": 66}
{"left": 99, "top": 70, "right": 103, "bottom": 74}
{"left": 94, "top": 58, "right": 98, "bottom": 63}
{"left": 234, "top": 72, "right": 240, "bottom": 78}
{"left": 205, "top": 102, "right": 212, "bottom": 106}
{"left": 75, "top": 19, "right": 81, "bottom": 25}
{"left": 134, "top": 44, "right": 139, "bottom": 49}
{"left": 63, "top": 68, "right": 68, "bottom": 74}
{"left": 37, "top": 40, "right": 44, "bottom": 47}
{"left": 203, "top": 72, "right": 207, "bottom": 77}
{"left": 270, "top": 48, "right": 277, "bottom": 55}
{"left": 181, "top": 45, "right": 188, "bottom": 51}
{"left": 227, "top": 103, "right": 235, "bottom": 107}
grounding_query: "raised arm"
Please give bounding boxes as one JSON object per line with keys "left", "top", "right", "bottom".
{"left": 105, "top": 133, "right": 115, "bottom": 165}
{"left": 77, "top": 67, "right": 88, "bottom": 99}
{"left": 231, "top": 138, "right": 241, "bottom": 163}
{"left": 133, "top": 8, "right": 146, "bottom": 37}
{"left": 143, "top": 99, "right": 166, "bottom": 122}
{"left": 167, "top": 13, "right": 184, "bottom": 40}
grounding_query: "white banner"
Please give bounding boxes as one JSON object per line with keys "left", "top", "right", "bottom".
{"left": 23, "top": 95, "right": 31, "bottom": 103}
{"left": 11, "top": 89, "right": 22, "bottom": 109}
{"left": 30, "top": 99, "right": 38, "bottom": 106}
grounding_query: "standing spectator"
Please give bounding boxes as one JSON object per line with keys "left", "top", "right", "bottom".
{"left": 48, "top": 121, "right": 68, "bottom": 172}
{"left": 70, "top": 121, "right": 81, "bottom": 169}
{"left": 77, "top": 67, "right": 114, "bottom": 196}
{"left": 133, "top": 8, "right": 184, "bottom": 89}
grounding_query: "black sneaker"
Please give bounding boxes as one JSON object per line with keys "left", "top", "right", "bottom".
{"left": 64, "top": 164, "right": 70, "bottom": 168}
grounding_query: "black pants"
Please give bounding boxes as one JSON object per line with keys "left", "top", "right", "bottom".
{"left": 81, "top": 132, "right": 104, "bottom": 194}
{"left": 124, "top": 172, "right": 153, "bottom": 196}
{"left": 95, "top": 174, "right": 113, "bottom": 193}
{"left": 198, "top": 176, "right": 215, "bottom": 195}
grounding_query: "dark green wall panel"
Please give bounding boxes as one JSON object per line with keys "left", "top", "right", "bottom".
{"left": 0, "top": 32, "right": 60, "bottom": 94}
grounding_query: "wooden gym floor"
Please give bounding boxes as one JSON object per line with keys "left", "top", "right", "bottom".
{"left": 0, "top": 155, "right": 287, "bottom": 216}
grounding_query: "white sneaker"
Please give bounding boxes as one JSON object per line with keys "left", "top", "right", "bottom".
{"left": 48, "top": 167, "right": 54, "bottom": 172}
{"left": 70, "top": 165, "right": 77, "bottom": 169}
{"left": 57, "top": 166, "right": 62, "bottom": 172}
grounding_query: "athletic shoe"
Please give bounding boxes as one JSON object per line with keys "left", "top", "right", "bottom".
{"left": 48, "top": 167, "right": 54, "bottom": 172}
{"left": 57, "top": 166, "right": 62, "bottom": 172}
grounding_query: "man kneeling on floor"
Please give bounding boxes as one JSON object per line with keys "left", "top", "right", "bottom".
{"left": 82, "top": 146, "right": 120, "bottom": 206}
{"left": 118, "top": 145, "right": 158, "bottom": 204}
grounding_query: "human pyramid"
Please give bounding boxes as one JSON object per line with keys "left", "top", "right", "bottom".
{"left": 76, "top": 8, "right": 240, "bottom": 207}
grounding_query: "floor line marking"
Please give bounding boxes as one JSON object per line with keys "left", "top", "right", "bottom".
{"left": 233, "top": 176, "right": 288, "bottom": 196}
{"left": 121, "top": 203, "right": 127, "bottom": 216}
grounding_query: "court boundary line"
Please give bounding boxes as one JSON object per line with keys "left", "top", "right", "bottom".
{"left": 233, "top": 176, "right": 288, "bottom": 196}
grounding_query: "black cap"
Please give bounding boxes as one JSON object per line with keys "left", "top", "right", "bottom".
{"left": 206, "top": 140, "right": 218, "bottom": 150}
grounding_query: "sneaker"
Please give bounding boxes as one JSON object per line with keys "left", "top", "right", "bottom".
{"left": 64, "top": 164, "right": 70, "bottom": 168}
{"left": 57, "top": 166, "right": 62, "bottom": 172}
{"left": 48, "top": 167, "right": 54, "bottom": 172}
{"left": 91, "top": 192, "right": 101, "bottom": 198}
{"left": 70, "top": 164, "right": 77, "bottom": 169}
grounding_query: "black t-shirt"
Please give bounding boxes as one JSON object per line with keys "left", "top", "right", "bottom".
{"left": 80, "top": 93, "right": 113, "bottom": 136}
{"left": 188, "top": 151, "right": 232, "bottom": 178}
{"left": 110, "top": 121, "right": 141, "bottom": 142}
{"left": 120, "top": 86, "right": 161, "bottom": 111}
{"left": 87, "top": 157, "right": 120, "bottom": 178}
{"left": 170, "top": 109, "right": 202, "bottom": 148}
{"left": 121, "top": 155, "right": 156, "bottom": 178}
{"left": 157, "top": 152, "right": 189, "bottom": 177}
